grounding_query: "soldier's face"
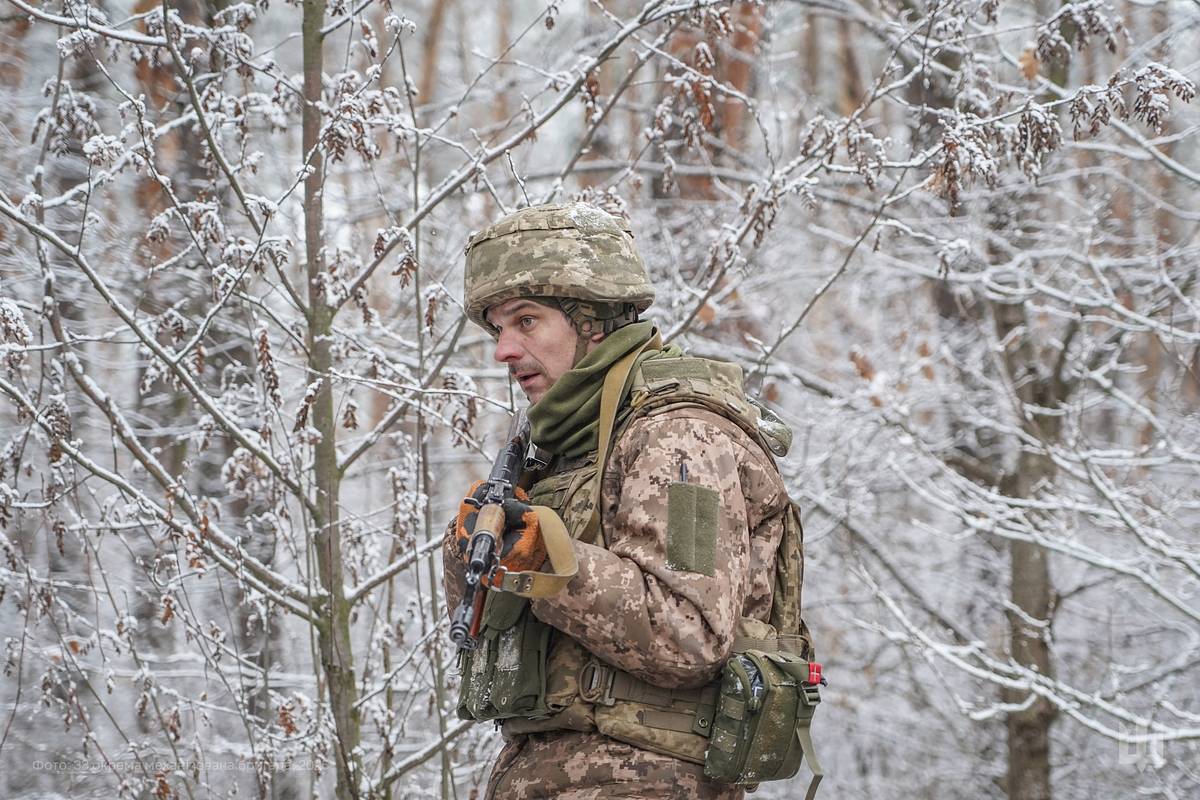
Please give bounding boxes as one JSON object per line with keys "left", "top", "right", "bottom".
{"left": 487, "top": 298, "right": 601, "bottom": 404}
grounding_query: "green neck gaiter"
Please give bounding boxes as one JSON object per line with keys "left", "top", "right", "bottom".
{"left": 528, "top": 321, "right": 660, "bottom": 459}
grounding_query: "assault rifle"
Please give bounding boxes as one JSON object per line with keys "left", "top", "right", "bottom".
{"left": 448, "top": 410, "right": 533, "bottom": 650}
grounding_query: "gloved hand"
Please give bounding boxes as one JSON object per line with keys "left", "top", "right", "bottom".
{"left": 455, "top": 480, "right": 546, "bottom": 584}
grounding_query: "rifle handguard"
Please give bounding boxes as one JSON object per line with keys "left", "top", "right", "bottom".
{"left": 467, "top": 504, "right": 506, "bottom": 576}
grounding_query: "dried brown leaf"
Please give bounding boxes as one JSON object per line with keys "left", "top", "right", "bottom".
{"left": 1019, "top": 48, "right": 1040, "bottom": 81}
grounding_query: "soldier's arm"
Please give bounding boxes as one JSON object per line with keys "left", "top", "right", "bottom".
{"left": 530, "top": 409, "right": 783, "bottom": 688}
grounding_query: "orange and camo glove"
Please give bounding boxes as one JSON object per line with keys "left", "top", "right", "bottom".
{"left": 455, "top": 480, "right": 546, "bottom": 584}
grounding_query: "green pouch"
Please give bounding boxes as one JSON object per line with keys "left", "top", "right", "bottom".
{"left": 704, "top": 650, "right": 822, "bottom": 795}
{"left": 456, "top": 627, "right": 495, "bottom": 720}
{"left": 488, "top": 608, "right": 552, "bottom": 716}
{"left": 456, "top": 600, "right": 553, "bottom": 721}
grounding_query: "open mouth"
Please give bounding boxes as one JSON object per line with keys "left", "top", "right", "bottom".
{"left": 515, "top": 371, "right": 541, "bottom": 387}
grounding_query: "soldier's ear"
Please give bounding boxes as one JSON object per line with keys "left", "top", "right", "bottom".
{"left": 589, "top": 330, "right": 606, "bottom": 344}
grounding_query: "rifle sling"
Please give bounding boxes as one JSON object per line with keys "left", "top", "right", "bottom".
{"left": 578, "top": 331, "right": 663, "bottom": 545}
{"left": 493, "top": 505, "right": 577, "bottom": 598}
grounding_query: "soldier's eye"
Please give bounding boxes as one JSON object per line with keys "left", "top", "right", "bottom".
{"left": 518, "top": 316, "right": 536, "bottom": 329}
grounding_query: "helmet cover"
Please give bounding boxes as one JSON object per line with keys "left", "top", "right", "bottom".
{"left": 464, "top": 202, "right": 655, "bottom": 332}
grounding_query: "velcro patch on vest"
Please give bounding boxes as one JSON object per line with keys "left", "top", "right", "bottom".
{"left": 666, "top": 482, "right": 718, "bottom": 576}
{"left": 641, "top": 356, "right": 744, "bottom": 392}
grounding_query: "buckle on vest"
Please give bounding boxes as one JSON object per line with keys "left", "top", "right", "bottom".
{"left": 578, "top": 660, "right": 616, "bottom": 706}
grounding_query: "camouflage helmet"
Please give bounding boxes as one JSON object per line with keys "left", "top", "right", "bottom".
{"left": 464, "top": 202, "right": 655, "bottom": 334}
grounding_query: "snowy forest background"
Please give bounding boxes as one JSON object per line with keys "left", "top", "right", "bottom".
{"left": 0, "top": 0, "right": 1197, "bottom": 798}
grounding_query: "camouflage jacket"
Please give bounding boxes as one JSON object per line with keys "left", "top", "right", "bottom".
{"left": 443, "top": 404, "right": 790, "bottom": 690}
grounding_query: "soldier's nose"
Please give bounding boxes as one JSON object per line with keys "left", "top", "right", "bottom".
{"left": 493, "top": 330, "right": 523, "bottom": 364}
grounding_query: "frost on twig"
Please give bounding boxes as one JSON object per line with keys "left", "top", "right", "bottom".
{"left": 0, "top": 0, "right": 1196, "bottom": 797}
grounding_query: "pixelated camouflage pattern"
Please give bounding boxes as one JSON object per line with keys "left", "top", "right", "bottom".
{"left": 464, "top": 203, "right": 655, "bottom": 330}
{"left": 485, "top": 731, "right": 744, "bottom": 800}
{"left": 442, "top": 405, "right": 790, "bottom": 796}
{"left": 442, "top": 362, "right": 795, "bottom": 798}
{"left": 528, "top": 408, "right": 790, "bottom": 688}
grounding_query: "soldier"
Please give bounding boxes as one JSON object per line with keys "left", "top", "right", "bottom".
{"left": 443, "top": 203, "right": 819, "bottom": 800}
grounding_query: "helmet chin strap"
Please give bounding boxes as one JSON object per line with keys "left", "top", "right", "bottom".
{"left": 569, "top": 309, "right": 600, "bottom": 365}
{"left": 572, "top": 334, "right": 591, "bottom": 366}
{"left": 554, "top": 298, "right": 639, "bottom": 366}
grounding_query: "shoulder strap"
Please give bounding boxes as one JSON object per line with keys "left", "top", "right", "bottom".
{"left": 578, "top": 331, "right": 663, "bottom": 545}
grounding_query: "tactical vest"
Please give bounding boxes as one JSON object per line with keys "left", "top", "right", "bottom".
{"left": 456, "top": 354, "right": 813, "bottom": 768}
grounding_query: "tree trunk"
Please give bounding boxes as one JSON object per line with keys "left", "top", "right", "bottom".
{"left": 720, "top": 1, "right": 763, "bottom": 154}
{"left": 995, "top": 301, "right": 1061, "bottom": 800}
{"left": 419, "top": 0, "right": 451, "bottom": 105}
{"left": 836, "top": 19, "right": 863, "bottom": 117}
{"left": 1002, "top": 467, "right": 1057, "bottom": 800}
{"left": 302, "top": 3, "right": 363, "bottom": 797}
{"left": 908, "top": 22, "right": 1061, "bottom": 789}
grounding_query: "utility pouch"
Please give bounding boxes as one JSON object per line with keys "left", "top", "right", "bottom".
{"left": 704, "top": 649, "right": 823, "bottom": 799}
{"left": 456, "top": 599, "right": 553, "bottom": 721}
